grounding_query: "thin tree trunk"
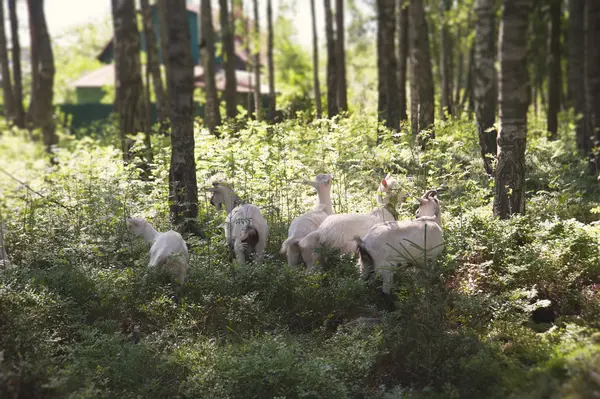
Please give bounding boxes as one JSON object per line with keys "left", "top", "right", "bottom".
{"left": 111, "top": 0, "right": 150, "bottom": 162}
{"left": 26, "top": 0, "right": 38, "bottom": 130}
{"left": 474, "top": 0, "right": 497, "bottom": 175}
{"left": 266, "top": 0, "right": 275, "bottom": 122}
{"left": 200, "top": 0, "right": 222, "bottom": 133}
{"left": 141, "top": 0, "right": 169, "bottom": 133}
{"left": 252, "top": 0, "right": 262, "bottom": 120}
{"left": 324, "top": 0, "right": 338, "bottom": 117}
{"left": 587, "top": 0, "right": 600, "bottom": 172}
{"left": 8, "top": 0, "right": 24, "bottom": 128}
{"left": 397, "top": 0, "right": 408, "bottom": 122}
{"left": 439, "top": 0, "right": 453, "bottom": 119}
{"left": 311, "top": 0, "right": 322, "bottom": 118}
{"left": 377, "top": 0, "right": 399, "bottom": 131}
{"left": 547, "top": 0, "right": 561, "bottom": 140}
{"left": 494, "top": 0, "right": 531, "bottom": 219}
{"left": 454, "top": 39, "right": 464, "bottom": 110}
{"left": 0, "top": 0, "right": 15, "bottom": 124}
{"left": 335, "top": 0, "right": 347, "bottom": 112}
{"left": 246, "top": 7, "right": 254, "bottom": 117}
{"left": 28, "top": 0, "right": 57, "bottom": 156}
{"left": 568, "top": 0, "right": 587, "bottom": 154}
{"left": 409, "top": 0, "right": 435, "bottom": 142}
{"left": 166, "top": 0, "right": 198, "bottom": 227}
{"left": 220, "top": 0, "right": 237, "bottom": 119}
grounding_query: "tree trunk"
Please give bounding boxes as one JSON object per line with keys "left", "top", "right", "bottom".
{"left": 252, "top": 0, "right": 262, "bottom": 121}
{"left": 409, "top": 0, "right": 435, "bottom": 141}
{"left": 166, "top": 0, "right": 198, "bottom": 227}
{"left": 111, "top": 0, "right": 150, "bottom": 161}
{"left": 324, "top": 0, "right": 338, "bottom": 118}
{"left": 547, "top": 0, "right": 561, "bottom": 140}
{"left": 587, "top": 0, "right": 600, "bottom": 172}
{"left": 311, "top": 0, "right": 322, "bottom": 118}
{"left": 266, "top": 0, "right": 275, "bottom": 122}
{"left": 26, "top": 0, "right": 38, "bottom": 130}
{"left": 28, "top": 0, "right": 57, "bottom": 155}
{"left": 397, "top": 0, "right": 408, "bottom": 122}
{"left": 335, "top": 0, "right": 347, "bottom": 112}
{"left": 8, "top": 0, "right": 24, "bottom": 128}
{"left": 474, "top": 0, "right": 497, "bottom": 175}
{"left": 0, "top": 0, "right": 15, "bottom": 124}
{"left": 494, "top": 0, "right": 531, "bottom": 219}
{"left": 200, "top": 0, "right": 222, "bottom": 133}
{"left": 377, "top": 0, "right": 399, "bottom": 131}
{"left": 220, "top": 0, "right": 237, "bottom": 119}
{"left": 141, "top": 0, "right": 169, "bottom": 133}
{"left": 568, "top": 0, "right": 587, "bottom": 154}
{"left": 439, "top": 0, "right": 453, "bottom": 119}
{"left": 454, "top": 38, "right": 463, "bottom": 110}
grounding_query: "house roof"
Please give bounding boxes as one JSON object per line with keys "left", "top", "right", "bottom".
{"left": 71, "top": 63, "right": 269, "bottom": 94}
{"left": 97, "top": 3, "right": 266, "bottom": 66}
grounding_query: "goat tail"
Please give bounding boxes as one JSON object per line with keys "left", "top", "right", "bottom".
{"left": 280, "top": 236, "right": 299, "bottom": 254}
{"left": 355, "top": 235, "right": 374, "bottom": 278}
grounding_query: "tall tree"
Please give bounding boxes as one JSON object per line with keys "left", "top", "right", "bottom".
{"left": 26, "top": 0, "right": 38, "bottom": 129}
{"left": 252, "top": 0, "right": 262, "bottom": 120}
{"left": 408, "top": 0, "right": 434, "bottom": 141}
{"left": 28, "top": 0, "right": 57, "bottom": 155}
{"left": 587, "top": 0, "right": 600, "bottom": 172}
{"left": 397, "top": 0, "right": 408, "bottom": 122}
{"left": 165, "top": 0, "right": 198, "bottom": 226}
{"left": 324, "top": 0, "right": 338, "bottom": 117}
{"left": 140, "top": 0, "right": 169, "bottom": 133}
{"left": 111, "top": 0, "right": 150, "bottom": 161}
{"left": 474, "top": 0, "right": 497, "bottom": 175}
{"left": 200, "top": 0, "right": 222, "bottom": 133}
{"left": 493, "top": 0, "right": 531, "bottom": 219}
{"left": 377, "top": 0, "right": 399, "bottom": 131}
{"left": 335, "top": 0, "right": 348, "bottom": 112}
{"left": 439, "top": 0, "right": 453, "bottom": 119}
{"left": 0, "top": 0, "right": 15, "bottom": 124}
{"left": 547, "top": 0, "right": 561, "bottom": 139}
{"left": 266, "top": 0, "right": 275, "bottom": 122}
{"left": 8, "top": 0, "right": 25, "bottom": 128}
{"left": 568, "top": 0, "right": 586, "bottom": 154}
{"left": 311, "top": 0, "right": 323, "bottom": 118}
{"left": 220, "top": 0, "right": 237, "bottom": 119}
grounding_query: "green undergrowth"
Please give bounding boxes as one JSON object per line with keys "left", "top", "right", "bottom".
{"left": 1, "top": 112, "right": 600, "bottom": 398}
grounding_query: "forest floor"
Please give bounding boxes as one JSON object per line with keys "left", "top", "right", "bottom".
{"left": 2, "top": 113, "right": 600, "bottom": 398}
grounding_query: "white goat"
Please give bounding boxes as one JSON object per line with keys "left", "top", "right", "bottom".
{"left": 126, "top": 218, "right": 189, "bottom": 285}
{"left": 281, "top": 173, "right": 334, "bottom": 266}
{"left": 208, "top": 182, "right": 269, "bottom": 266}
{"left": 355, "top": 190, "right": 444, "bottom": 295}
{"left": 298, "top": 174, "right": 405, "bottom": 270}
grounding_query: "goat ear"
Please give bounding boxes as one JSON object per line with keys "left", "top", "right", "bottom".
{"left": 416, "top": 197, "right": 426, "bottom": 204}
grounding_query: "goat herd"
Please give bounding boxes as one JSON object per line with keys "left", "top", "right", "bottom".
{"left": 0, "top": 174, "right": 443, "bottom": 296}
{"left": 124, "top": 173, "right": 444, "bottom": 296}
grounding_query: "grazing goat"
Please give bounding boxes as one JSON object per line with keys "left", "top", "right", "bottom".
{"left": 298, "top": 174, "right": 405, "bottom": 270}
{"left": 126, "top": 218, "right": 189, "bottom": 285}
{"left": 281, "top": 173, "right": 334, "bottom": 266}
{"left": 355, "top": 190, "right": 444, "bottom": 295}
{"left": 208, "top": 182, "right": 269, "bottom": 266}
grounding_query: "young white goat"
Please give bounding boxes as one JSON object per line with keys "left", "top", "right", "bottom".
{"left": 298, "top": 174, "right": 405, "bottom": 270}
{"left": 281, "top": 173, "right": 334, "bottom": 266}
{"left": 355, "top": 190, "right": 444, "bottom": 295}
{"left": 126, "top": 218, "right": 189, "bottom": 285}
{"left": 208, "top": 182, "right": 269, "bottom": 266}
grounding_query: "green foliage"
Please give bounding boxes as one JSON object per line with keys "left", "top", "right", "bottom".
{"left": 2, "top": 110, "right": 600, "bottom": 397}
